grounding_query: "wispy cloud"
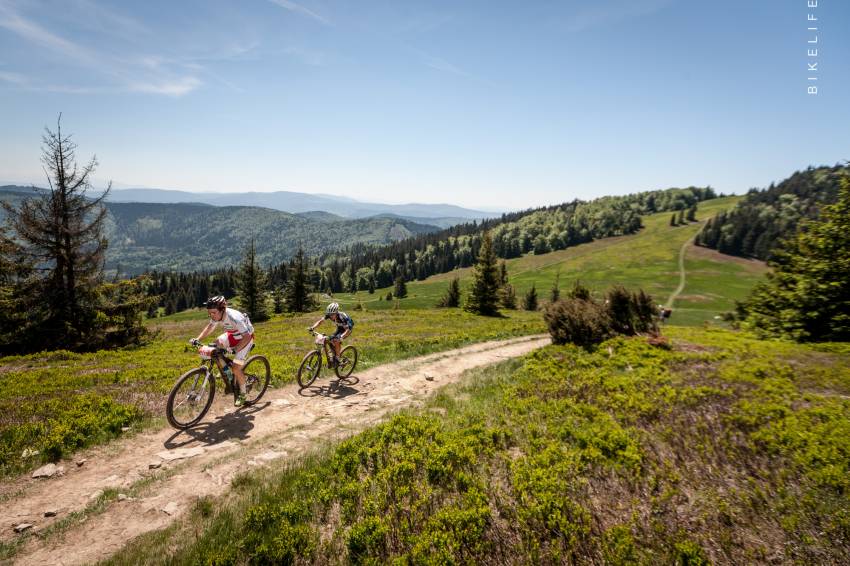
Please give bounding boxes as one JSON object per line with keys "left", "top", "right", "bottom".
{"left": 267, "top": 0, "right": 331, "bottom": 26}
{"left": 0, "top": 2, "right": 97, "bottom": 66}
{"left": 128, "top": 76, "right": 202, "bottom": 97}
{"left": 0, "top": 70, "right": 27, "bottom": 85}
{"left": 0, "top": 1, "right": 203, "bottom": 96}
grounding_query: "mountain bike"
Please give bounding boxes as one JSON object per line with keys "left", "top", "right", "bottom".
{"left": 166, "top": 343, "right": 271, "bottom": 429}
{"left": 297, "top": 330, "right": 358, "bottom": 388}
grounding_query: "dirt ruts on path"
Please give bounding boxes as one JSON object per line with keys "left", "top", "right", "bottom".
{"left": 3, "top": 334, "right": 549, "bottom": 565}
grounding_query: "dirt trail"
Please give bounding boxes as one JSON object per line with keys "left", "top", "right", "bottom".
{"left": 2, "top": 335, "right": 549, "bottom": 565}
{"left": 665, "top": 236, "right": 693, "bottom": 309}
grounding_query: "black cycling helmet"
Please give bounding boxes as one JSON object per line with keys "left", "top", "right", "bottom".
{"left": 204, "top": 295, "right": 227, "bottom": 310}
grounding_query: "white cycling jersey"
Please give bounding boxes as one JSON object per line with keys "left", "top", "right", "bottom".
{"left": 211, "top": 307, "right": 254, "bottom": 338}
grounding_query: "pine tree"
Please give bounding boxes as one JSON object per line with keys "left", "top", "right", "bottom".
{"left": 738, "top": 177, "right": 850, "bottom": 341}
{"left": 550, "top": 271, "right": 561, "bottom": 303}
{"left": 1, "top": 117, "right": 150, "bottom": 351}
{"left": 0, "top": 227, "right": 42, "bottom": 352}
{"left": 522, "top": 284, "right": 538, "bottom": 311}
{"left": 284, "top": 247, "right": 317, "bottom": 313}
{"left": 670, "top": 214, "right": 678, "bottom": 227}
{"left": 498, "top": 260, "right": 508, "bottom": 287}
{"left": 272, "top": 286, "right": 284, "bottom": 314}
{"left": 677, "top": 209, "right": 685, "bottom": 225}
{"left": 686, "top": 204, "right": 697, "bottom": 222}
{"left": 394, "top": 276, "right": 408, "bottom": 299}
{"left": 464, "top": 231, "right": 500, "bottom": 316}
{"left": 436, "top": 276, "right": 461, "bottom": 307}
{"left": 235, "top": 238, "right": 269, "bottom": 322}
{"left": 500, "top": 283, "right": 518, "bottom": 309}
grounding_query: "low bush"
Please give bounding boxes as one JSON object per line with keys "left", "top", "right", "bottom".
{"left": 544, "top": 285, "right": 658, "bottom": 347}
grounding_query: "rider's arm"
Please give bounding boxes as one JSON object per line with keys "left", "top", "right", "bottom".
{"left": 195, "top": 321, "right": 216, "bottom": 342}
{"left": 309, "top": 317, "right": 324, "bottom": 331}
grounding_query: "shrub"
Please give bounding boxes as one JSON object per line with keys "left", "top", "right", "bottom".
{"left": 606, "top": 285, "right": 635, "bottom": 335}
{"left": 543, "top": 298, "right": 612, "bottom": 348}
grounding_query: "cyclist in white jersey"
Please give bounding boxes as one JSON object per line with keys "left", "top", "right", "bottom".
{"left": 190, "top": 295, "right": 255, "bottom": 406}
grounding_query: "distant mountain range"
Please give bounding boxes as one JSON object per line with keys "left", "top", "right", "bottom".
{"left": 101, "top": 187, "right": 496, "bottom": 228}
{"left": 0, "top": 185, "right": 442, "bottom": 274}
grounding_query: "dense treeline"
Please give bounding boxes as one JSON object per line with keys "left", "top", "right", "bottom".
{"left": 314, "top": 186, "right": 716, "bottom": 294}
{"left": 695, "top": 164, "right": 847, "bottom": 259}
{"left": 733, "top": 175, "right": 850, "bottom": 342}
{"left": 148, "top": 186, "right": 715, "bottom": 313}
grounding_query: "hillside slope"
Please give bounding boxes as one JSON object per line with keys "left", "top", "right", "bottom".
{"left": 0, "top": 188, "right": 441, "bottom": 274}
{"left": 336, "top": 197, "right": 768, "bottom": 325}
{"left": 696, "top": 164, "right": 847, "bottom": 259}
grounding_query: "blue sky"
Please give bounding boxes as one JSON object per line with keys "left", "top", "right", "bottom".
{"left": 1, "top": 0, "right": 848, "bottom": 210}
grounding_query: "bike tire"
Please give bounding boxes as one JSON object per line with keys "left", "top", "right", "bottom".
{"left": 297, "top": 350, "right": 322, "bottom": 388}
{"left": 242, "top": 355, "right": 271, "bottom": 404}
{"left": 334, "top": 346, "right": 358, "bottom": 379}
{"left": 166, "top": 367, "right": 215, "bottom": 429}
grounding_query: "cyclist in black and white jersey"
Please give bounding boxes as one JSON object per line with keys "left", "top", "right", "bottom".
{"left": 309, "top": 302, "right": 353, "bottom": 366}
{"left": 191, "top": 296, "right": 255, "bottom": 406}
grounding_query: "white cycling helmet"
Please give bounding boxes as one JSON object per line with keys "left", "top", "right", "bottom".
{"left": 326, "top": 302, "right": 340, "bottom": 316}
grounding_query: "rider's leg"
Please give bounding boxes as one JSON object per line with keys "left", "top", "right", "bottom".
{"left": 231, "top": 338, "right": 254, "bottom": 396}
{"left": 232, "top": 360, "right": 246, "bottom": 394}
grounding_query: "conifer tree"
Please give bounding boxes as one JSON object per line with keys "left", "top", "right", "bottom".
{"left": 284, "top": 247, "right": 317, "bottom": 313}
{"left": 272, "top": 286, "right": 284, "bottom": 314}
{"left": 686, "top": 204, "right": 697, "bottom": 222}
{"left": 737, "top": 177, "right": 850, "bottom": 341}
{"left": 394, "top": 276, "right": 408, "bottom": 299}
{"left": 677, "top": 209, "right": 685, "bottom": 225}
{"left": 550, "top": 271, "right": 561, "bottom": 302}
{"left": 500, "top": 283, "right": 518, "bottom": 309}
{"left": 523, "top": 284, "right": 538, "bottom": 311}
{"left": 464, "top": 231, "right": 500, "bottom": 315}
{"left": 670, "top": 214, "right": 677, "bottom": 227}
{"left": 437, "top": 276, "right": 461, "bottom": 307}
{"left": 235, "top": 238, "right": 269, "bottom": 322}
{"left": 1, "top": 117, "right": 150, "bottom": 351}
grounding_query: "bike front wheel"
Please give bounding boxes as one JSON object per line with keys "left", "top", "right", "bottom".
{"left": 166, "top": 367, "right": 215, "bottom": 429}
{"left": 297, "top": 350, "right": 322, "bottom": 388}
{"left": 335, "top": 346, "right": 358, "bottom": 379}
{"left": 242, "top": 355, "right": 271, "bottom": 404}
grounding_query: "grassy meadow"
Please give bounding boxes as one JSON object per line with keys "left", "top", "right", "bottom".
{"left": 0, "top": 196, "right": 770, "bottom": 479}
{"left": 336, "top": 197, "right": 768, "bottom": 326}
{"left": 0, "top": 309, "right": 544, "bottom": 478}
{"left": 103, "top": 327, "right": 850, "bottom": 565}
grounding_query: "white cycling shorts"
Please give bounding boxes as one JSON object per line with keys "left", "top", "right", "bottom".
{"left": 216, "top": 332, "right": 254, "bottom": 363}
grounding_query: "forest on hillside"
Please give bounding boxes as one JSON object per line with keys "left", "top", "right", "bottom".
{"left": 0, "top": 187, "right": 441, "bottom": 275}
{"left": 149, "top": 186, "right": 716, "bottom": 313}
{"left": 695, "top": 164, "right": 847, "bottom": 259}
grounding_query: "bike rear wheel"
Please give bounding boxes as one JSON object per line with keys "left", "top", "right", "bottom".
{"left": 297, "top": 350, "right": 322, "bottom": 388}
{"left": 242, "top": 355, "right": 271, "bottom": 404}
{"left": 334, "top": 345, "right": 358, "bottom": 379}
{"left": 167, "top": 367, "right": 215, "bottom": 429}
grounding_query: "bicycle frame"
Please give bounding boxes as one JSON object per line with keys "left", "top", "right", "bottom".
{"left": 313, "top": 334, "right": 339, "bottom": 366}
{"left": 197, "top": 348, "right": 234, "bottom": 394}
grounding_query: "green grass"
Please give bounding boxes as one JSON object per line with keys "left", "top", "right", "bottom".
{"left": 0, "top": 197, "right": 767, "bottom": 478}
{"left": 0, "top": 308, "right": 544, "bottom": 477}
{"left": 335, "top": 197, "right": 767, "bottom": 325}
{"left": 101, "top": 327, "right": 850, "bottom": 565}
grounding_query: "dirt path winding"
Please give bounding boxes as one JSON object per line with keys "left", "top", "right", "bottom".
{"left": 2, "top": 334, "right": 549, "bottom": 565}
{"left": 665, "top": 236, "right": 693, "bottom": 309}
